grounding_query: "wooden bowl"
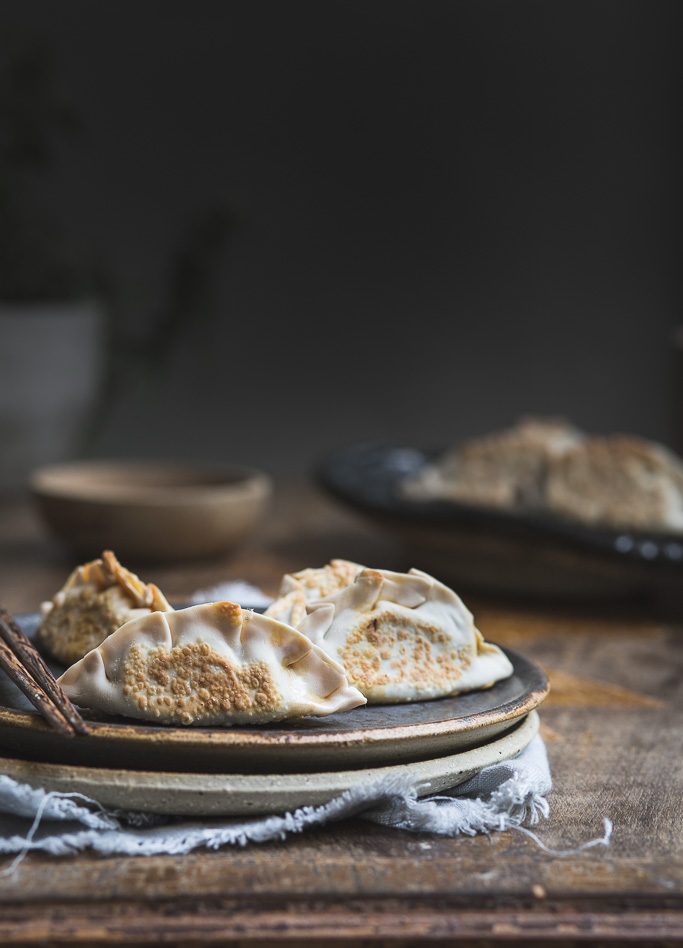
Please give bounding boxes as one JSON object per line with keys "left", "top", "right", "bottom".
{"left": 30, "top": 460, "right": 272, "bottom": 561}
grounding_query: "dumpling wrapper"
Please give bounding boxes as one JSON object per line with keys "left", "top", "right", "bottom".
{"left": 264, "top": 559, "right": 364, "bottom": 627}
{"left": 294, "top": 566, "right": 513, "bottom": 703}
{"left": 545, "top": 435, "right": 683, "bottom": 532}
{"left": 58, "top": 601, "right": 366, "bottom": 726}
{"left": 404, "top": 417, "right": 582, "bottom": 508}
{"left": 39, "top": 550, "right": 172, "bottom": 666}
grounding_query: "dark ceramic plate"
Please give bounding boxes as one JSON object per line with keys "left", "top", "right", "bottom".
{"left": 0, "top": 613, "right": 547, "bottom": 774}
{"left": 318, "top": 444, "right": 683, "bottom": 598}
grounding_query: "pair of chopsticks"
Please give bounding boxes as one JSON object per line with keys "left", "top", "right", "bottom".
{"left": 0, "top": 607, "right": 88, "bottom": 737}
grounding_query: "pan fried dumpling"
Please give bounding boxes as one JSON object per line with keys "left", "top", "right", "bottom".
{"left": 545, "top": 435, "right": 683, "bottom": 532}
{"left": 265, "top": 559, "right": 365, "bottom": 627}
{"left": 405, "top": 417, "right": 582, "bottom": 508}
{"left": 297, "top": 567, "right": 513, "bottom": 703}
{"left": 39, "top": 551, "right": 172, "bottom": 666}
{"left": 58, "top": 601, "right": 366, "bottom": 725}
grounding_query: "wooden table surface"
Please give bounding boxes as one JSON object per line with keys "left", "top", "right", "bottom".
{"left": 0, "top": 482, "right": 681, "bottom": 946}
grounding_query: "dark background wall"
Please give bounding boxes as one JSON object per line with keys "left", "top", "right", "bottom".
{"left": 3, "top": 0, "right": 681, "bottom": 472}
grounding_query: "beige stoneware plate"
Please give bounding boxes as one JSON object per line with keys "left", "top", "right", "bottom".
{"left": 0, "top": 615, "right": 548, "bottom": 773}
{"left": 0, "top": 711, "right": 539, "bottom": 816}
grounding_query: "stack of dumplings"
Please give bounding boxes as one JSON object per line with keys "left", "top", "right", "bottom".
{"left": 49, "top": 554, "right": 512, "bottom": 726}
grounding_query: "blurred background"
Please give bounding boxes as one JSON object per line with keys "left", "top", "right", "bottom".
{"left": 0, "top": 0, "right": 681, "bottom": 486}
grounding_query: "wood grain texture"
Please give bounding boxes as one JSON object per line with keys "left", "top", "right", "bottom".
{"left": 0, "top": 482, "right": 681, "bottom": 945}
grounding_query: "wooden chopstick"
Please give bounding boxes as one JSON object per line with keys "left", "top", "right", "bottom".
{"left": 0, "top": 637, "right": 75, "bottom": 737}
{"left": 0, "top": 607, "right": 89, "bottom": 737}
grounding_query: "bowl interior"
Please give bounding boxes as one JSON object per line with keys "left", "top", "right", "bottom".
{"left": 31, "top": 461, "right": 267, "bottom": 503}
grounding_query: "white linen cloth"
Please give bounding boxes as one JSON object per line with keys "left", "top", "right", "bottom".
{"left": 0, "top": 735, "right": 611, "bottom": 870}
{"left": 0, "top": 735, "right": 539, "bottom": 861}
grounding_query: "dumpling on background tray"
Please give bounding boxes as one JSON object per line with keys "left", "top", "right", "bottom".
{"left": 405, "top": 417, "right": 581, "bottom": 509}
{"left": 545, "top": 436, "right": 683, "bottom": 532}
{"left": 404, "top": 416, "right": 683, "bottom": 533}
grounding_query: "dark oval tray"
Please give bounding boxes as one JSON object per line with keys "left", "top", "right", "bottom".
{"left": 318, "top": 443, "right": 683, "bottom": 569}
{"left": 315, "top": 444, "right": 683, "bottom": 602}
